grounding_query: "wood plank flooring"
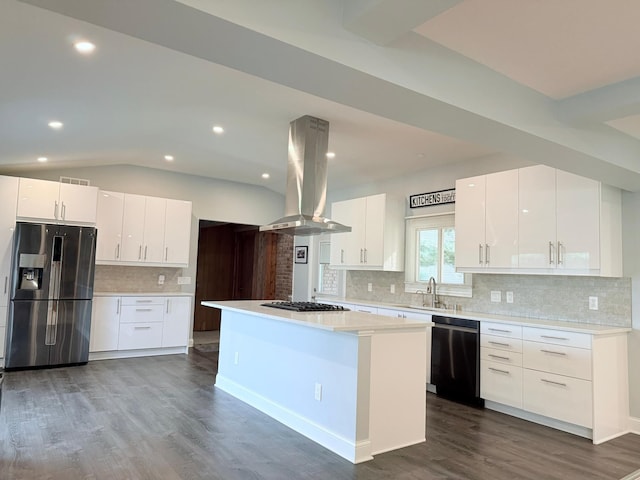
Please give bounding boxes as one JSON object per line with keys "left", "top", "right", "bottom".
{"left": 1, "top": 350, "right": 639, "bottom": 480}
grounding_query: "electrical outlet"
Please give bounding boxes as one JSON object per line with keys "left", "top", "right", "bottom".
{"left": 589, "top": 296, "right": 598, "bottom": 310}
{"left": 177, "top": 276, "right": 191, "bottom": 285}
{"left": 234, "top": 352, "right": 239, "bottom": 365}
{"left": 314, "top": 383, "right": 322, "bottom": 401}
{"left": 367, "top": 283, "right": 373, "bottom": 292}
{"left": 158, "top": 274, "right": 165, "bottom": 285}
{"left": 506, "top": 291, "right": 514, "bottom": 304}
{"left": 390, "top": 284, "right": 395, "bottom": 294}
{"left": 491, "top": 291, "right": 502, "bottom": 303}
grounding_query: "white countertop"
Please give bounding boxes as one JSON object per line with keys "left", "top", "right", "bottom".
{"left": 320, "top": 297, "right": 630, "bottom": 336}
{"left": 94, "top": 292, "right": 194, "bottom": 297}
{"left": 202, "top": 300, "right": 432, "bottom": 333}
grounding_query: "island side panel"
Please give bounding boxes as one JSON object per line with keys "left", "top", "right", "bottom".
{"left": 215, "top": 310, "right": 366, "bottom": 462}
{"left": 369, "top": 329, "right": 427, "bottom": 455}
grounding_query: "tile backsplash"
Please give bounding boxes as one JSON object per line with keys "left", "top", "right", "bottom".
{"left": 94, "top": 265, "right": 185, "bottom": 293}
{"left": 346, "top": 271, "right": 631, "bottom": 327}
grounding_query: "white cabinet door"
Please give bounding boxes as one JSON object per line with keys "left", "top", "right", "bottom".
{"left": 121, "top": 194, "right": 146, "bottom": 262}
{"left": 455, "top": 175, "right": 486, "bottom": 268}
{"left": 162, "top": 296, "right": 191, "bottom": 347}
{"left": 329, "top": 200, "right": 352, "bottom": 266}
{"left": 556, "top": 170, "right": 600, "bottom": 271}
{"left": 518, "top": 165, "right": 557, "bottom": 268}
{"left": 0, "top": 176, "right": 18, "bottom": 308}
{"left": 142, "top": 197, "right": 166, "bottom": 263}
{"left": 330, "top": 198, "right": 364, "bottom": 266}
{"left": 96, "top": 191, "right": 124, "bottom": 262}
{"left": 90, "top": 297, "right": 121, "bottom": 352}
{"left": 16, "top": 177, "right": 60, "bottom": 221}
{"left": 481, "top": 359, "right": 523, "bottom": 408}
{"left": 58, "top": 183, "right": 98, "bottom": 224}
{"left": 364, "top": 193, "right": 385, "bottom": 267}
{"left": 163, "top": 199, "right": 191, "bottom": 265}
{"left": 485, "top": 170, "right": 519, "bottom": 268}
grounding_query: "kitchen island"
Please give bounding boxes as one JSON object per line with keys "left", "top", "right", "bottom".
{"left": 201, "top": 300, "right": 432, "bottom": 463}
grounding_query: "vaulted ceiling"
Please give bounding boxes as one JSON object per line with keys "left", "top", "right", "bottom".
{"left": 2, "top": 0, "right": 640, "bottom": 192}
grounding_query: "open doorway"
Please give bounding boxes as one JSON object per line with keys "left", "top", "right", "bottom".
{"left": 192, "top": 220, "right": 293, "bottom": 347}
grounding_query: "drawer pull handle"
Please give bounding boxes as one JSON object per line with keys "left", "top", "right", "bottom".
{"left": 540, "top": 349, "right": 567, "bottom": 356}
{"left": 488, "top": 341, "right": 510, "bottom": 347}
{"left": 488, "top": 328, "right": 511, "bottom": 333}
{"left": 135, "top": 308, "right": 153, "bottom": 312}
{"left": 136, "top": 300, "right": 154, "bottom": 303}
{"left": 488, "top": 354, "right": 510, "bottom": 361}
{"left": 134, "top": 326, "right": 152, "bottom": 330}
{"left": 541, "top": 378, "right": 567, "bottom": 387}
{"left": 541, "top": 335, "right": 569, "bottom": 341}
{"left": 488, "top": 367, "right": 510, "bottom": 375}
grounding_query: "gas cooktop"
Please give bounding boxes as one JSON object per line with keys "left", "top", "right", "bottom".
{"left": 261, "top": 301, "right": 349, "bottom": 312}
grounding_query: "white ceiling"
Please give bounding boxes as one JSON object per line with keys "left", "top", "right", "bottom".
{"left": 2, "top": 0, "right": 640, "bottom": 193}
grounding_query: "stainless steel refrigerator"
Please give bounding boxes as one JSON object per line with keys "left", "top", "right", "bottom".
{"left": 5, "top": 222, "right": 96, "bottom": 369}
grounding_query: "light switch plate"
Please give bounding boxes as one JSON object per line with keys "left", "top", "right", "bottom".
{"left": 589, "top": 296, "right": 598, "bottom": 310}
{"left": 390, "top": 284, "right": 395, "bottom": 294}
{"left": 491, "top": 291, "right": 502, "bottom": 303}
{"left": 177, "top": 276, "right": 191, "bottom": 285}
{"left": 367, "top": 283, "right": 373, "bottom": 292}
{"left": 158, "top": 274, "right": 165, "bottom": 285}
{"left": 506, "top": 291, "right": 513, "bottom": 304}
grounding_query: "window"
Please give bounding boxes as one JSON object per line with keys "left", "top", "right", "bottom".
{"left": 405, "top": 214, "right": 471, "bottom": 297}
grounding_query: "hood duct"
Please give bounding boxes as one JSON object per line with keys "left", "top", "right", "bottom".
{"left": 260, "top": 115, "right": 351, "bottom": 236}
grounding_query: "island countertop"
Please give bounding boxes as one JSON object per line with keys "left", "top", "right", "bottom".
{"left": 201, "top": 300, "right": 432, "bottom": 333}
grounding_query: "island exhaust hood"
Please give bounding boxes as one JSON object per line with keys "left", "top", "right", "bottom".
{"left": 260, "top": 115, "right": 351, "bottom": 236}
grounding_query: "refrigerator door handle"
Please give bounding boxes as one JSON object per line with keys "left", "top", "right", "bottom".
{"left": 45, "top": 235, "right": 64, "bottom": 345}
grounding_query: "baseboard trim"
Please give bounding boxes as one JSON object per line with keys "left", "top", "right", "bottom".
{"left": 215, "top": 375, "right": 372, "bottom": 464}
{"left": 629, "top": 416, "right": 640, "bottom": 435}
{"left": 89, "top": 346, "right": 188, "bottom": 361}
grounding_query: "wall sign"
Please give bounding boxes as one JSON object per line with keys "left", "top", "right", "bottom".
{"left": 409, "top": 188, "right": 456, "bottom": 208}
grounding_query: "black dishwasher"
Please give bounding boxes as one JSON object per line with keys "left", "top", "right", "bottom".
{"left": 431, "top": 315, "right": 483, "bottom": 406}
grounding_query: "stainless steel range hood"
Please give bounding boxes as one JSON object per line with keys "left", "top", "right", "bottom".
{"left": 260, "top": 115, "right": 351, "bottom": 236}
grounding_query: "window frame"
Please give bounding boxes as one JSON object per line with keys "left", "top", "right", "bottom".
{"left": 404, "top": 213, "right": 472, "bottom": 297}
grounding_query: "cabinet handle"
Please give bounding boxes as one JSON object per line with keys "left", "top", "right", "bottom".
{"left": 364, "top": 248, "right": 367, "bottom": 263}
{"left": 549, "top": 241, "right": 554, "bottom": 265}
{"left": 488, "top": 367, "right": 510, "bottom": 375}
{"left": 341, "top": 249, "right": 344, "bottom": 264}
{"left": 541, "top": 378, "right": 567, "bottom": 387}
{"left": 135, "top": 308, "right": 153, "bottom": 312}
{"left": 61, "top": 202, "right": 66, "bottom": 220}
{"left": 135, "top": 300, "right": 154, "bottom": 303}
{"left": 165, "top": 247, "right": 168, "bottom": 261}
{"left": 540, "top": 349, "right": 567, "bottom": 356}
{"left": 54, "top": 201, "right": 59, "bottom": 219}
{"left": 360, "top": 248, "right": 364, "bottom": 263}
{"left": 3, "top": 276, "right": 7, "bottom": 294}
{"left": 134, "top": 326, "right": 152, "bottom": 330}
{"left": 488, "top": 354, "right": 511, "bottom": 361}
{"left": 485, "top": 244, "right": 489, "bottom": 265}
{"left": 116, "top": 243, "right": 120, "bottom": 260}
{"left": 488, "top": 327, "right": 511, "bottom": 333}
{"left": 557, "top": 241, "right": 563, "bottom": 265}
{"left": 116, "top": 298, "right": 120, "bottom": 314}
{"left": 144, "top": 245, "right": 148, "bottom": 260}
{"left": 540, "top": 335, "right": 569, "bottom": 341}
{"left": 138, "top": 245, "right": 142, "bottom": 260}
{"left": 479, "top": 244, "right": 483, "bottom": 265}
{"left": 488, "top": 340, "right": 510, "bottom": 347}
{"left": 166, "top": 299, "right": 171, "bottom": 314}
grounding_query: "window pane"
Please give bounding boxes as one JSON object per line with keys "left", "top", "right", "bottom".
{"left": 441, "top": 227, "right": 463, "bottom": 284}
{"left": 417, "top": 229, "right": 438, "bottom": 282}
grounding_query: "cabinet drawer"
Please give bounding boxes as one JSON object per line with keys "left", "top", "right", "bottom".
{"left": 523, "top": 341, "right": 592, "bottom": 380}
{"left": 481, "top": 334, "right": 522, "bottom": 353}
{"left": 118, "top": 323, "right": 163, "bottom": 350}
{"left": 481, "top": 347, "right": 522, "bottom": 367}
{"left": 522, "top": 326, "right": 591, "bottom": 349}
{"left": 120, "top": 304, "right": 164, "bottom": 323}
{"left": 481, "top": 322, "right": 522, "bottom": 339}
{"left": 523, "top": 369, "right": 592, "bottom": 428}
{"left": 481, "top": 360, "right": 523, "bottom": 408}
{"left": 121, "top": 296, "right": 164, "bottom": 306}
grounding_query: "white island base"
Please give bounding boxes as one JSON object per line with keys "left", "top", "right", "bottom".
{"left": 204, "top": 301, "right": 429, "bottom": 463}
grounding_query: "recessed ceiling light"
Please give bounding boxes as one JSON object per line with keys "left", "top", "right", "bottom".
{"left": 164, "top": 155, "right": 174, "bottom": 161}
{"left": 48, "top": 121, "right": 63, "bottom": 129}
{"left": 37, "top": 157, "right": 48, "bottom": 163}
{"left": 74, "top": 41, "right": 96, "bottom": 54}
{"left": 212, "top": 125, "right": 224, "bottom": 134}
{"left": 261, "top": 173, "right": 270, "bottom": 179}
{"left": 326, "top": 152, "right": 336, "bottom": 159}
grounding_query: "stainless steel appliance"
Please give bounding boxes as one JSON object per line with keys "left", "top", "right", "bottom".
{"left": 430, "top": 315, "right": 483, "bottom": 406}
{"left": 5, "top": 222, "right": 97, "bottom": 370}
{"left": 261, "top": 301, "right": 348, "bottom": 312}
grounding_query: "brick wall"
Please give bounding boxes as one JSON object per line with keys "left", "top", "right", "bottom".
{"left": 275, "top": 235, "right": 293, "bottom": 300}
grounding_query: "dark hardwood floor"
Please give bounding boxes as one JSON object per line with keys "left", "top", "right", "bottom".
{"left": 1, "top": 350, "right": 639, "bottom": 480}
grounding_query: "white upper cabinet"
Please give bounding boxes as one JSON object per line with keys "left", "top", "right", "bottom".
{"left": 0, "top": 176, "right": 19, "bottom": 308}
{"left": 164, "top": 199, "right": 192, "bottom": 265}
{"left": 96, "top": 191, "right": 125, "bottom": 262}
{"left": 330, "top": 193, "right": 404, "bottom": 271}
{"left": 16, "top": 178, "right": 98, "bottom": 225}
{"left": 96, "top": 190, "right": 191, "bottom": 267}
{"left": 456, "top": 170, "right": 518, "bottom": 270}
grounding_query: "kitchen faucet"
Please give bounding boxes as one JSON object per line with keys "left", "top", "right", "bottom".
{"left": 426, "top": 277, "right": 437, "bottom": 308}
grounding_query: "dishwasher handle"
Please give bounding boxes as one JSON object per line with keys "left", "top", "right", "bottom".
{"left": 432, "top": 323, "right": 478, "bottom": 334}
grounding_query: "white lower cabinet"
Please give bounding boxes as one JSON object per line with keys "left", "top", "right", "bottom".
{"left": 481, "top": 359, "right": 523, "bottom": 408}
{"left": 90, "top": 295, "right": 192, "bottom": 355}
{"left": 0, "top": 305, "right": 6, "bottom": 359}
